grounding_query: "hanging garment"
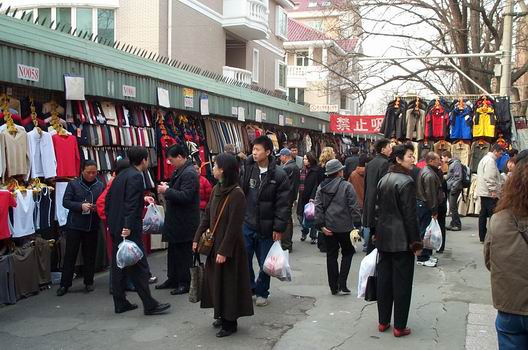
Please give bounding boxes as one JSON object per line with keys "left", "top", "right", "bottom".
{"left": 9, "top": 190, "right": 36, "bottom": 238}
{"left": 55, "top": 182, "right": 69, "bottom": 227}
{"left": 34, "top": 187, "right": 53, "bottom": 237}
{"left": 380, "top": 100, "right": 408, "bottom": 139}
{"left": 405, "top": 108, "right": 426, "bottom": 141}
{"left": 1, "top": 126, "right": 30, "bottom": 179}
{"left": 425, "top": 104, "right": 449, "bottom": 139}
{"left": 52, "top": 134, "right": 81, "bottom": 177}
{"left": 469, "top": 141, "right": 490, "bottom": 174}
{"left": 494, "top": 96, "right": 512, "bottom": 138}
{"left": 27, "top": 129, "right": 57, "bottom": 178}
{"left": 12, "top": 246, "right": 40, "bottom": 300}
{"left": 473, "top": 103, "right": 496, "bottom": 138}
{"left": 0, "top": 255, "right": 16, "bottom": 304}
{"left": 449, "top": 106, "right": 473, "bottom": 140}
{"left": 451, "top": 142, "right": 471, "bottom": 166}
{"left": 0, "top": 190, "right": 16, "bottom": 240}
{"left": 34, "top": 237, "right": 52, "bottom": 285}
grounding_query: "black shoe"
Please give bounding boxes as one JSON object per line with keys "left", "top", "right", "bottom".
{"left": 56, "top": 287, "right": 68, "bottom": 296}
{"left": 84, "top": 284, "right": 95, "bottom": 293}
{"left": 115, "top": 303, "right": 138, "bottom": 314}
{"left": 216, "top": 328, "right": 237, "bottom": 338}
{"left": 155, "top": 280, "right": 176, "bottom": 290}
{"left": 212, "top": 319, "right": 222, "bottom": 328}
{"left": 311, "top": 239, "right": 317, "bottom": 245}
{"left": 144, "top": 303, "right": 171, "bottom": 315}
{"left": 446, "top": 226, "right": 461, "bottom": 231}
{"left": 339, "top": 287, "right": 351, "bottom": 295}
{"left": 331, "top": 289, "right": 339, "bottom": 295}
{"left": 301, "top": 234, "right": 307, "bottom": 242}
{"left": 170, "top": 286, "right": 190, "bottom": 295}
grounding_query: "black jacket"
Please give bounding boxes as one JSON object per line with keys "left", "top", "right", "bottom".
{"left": 162, "top": 160, "right": 200, "bottom": 243}
{"left": 380, "top": 100, "right": 408, "bottom": 139}
{"left": 363, "top": 154, "right": 390, "bottom": 228}
{"left": 105, "top": 167, "right": 145, "bottom": 244}
{"left": 282, "top": 159, "right": 300, "bottom": 206}
{"left": 241, "top": 155, "right": 291, "bottom": 239}
{"left": 375, "top": 165, "right": 422, "bottom": 252}
{"left": 344, "top": 155, "right": 359, "bottom": 180}
{"left": 416, "top": 165, "right": 443, "bottom": 215}
{"left": 297, "top": 166, "right": 321, "bottom": 216}
{"left": 63, "top": 177, "right": 104, "bottom": 232}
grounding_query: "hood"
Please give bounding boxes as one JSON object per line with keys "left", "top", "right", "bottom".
{"left": 320, "top": 177, "right": 343, "bottom": 195}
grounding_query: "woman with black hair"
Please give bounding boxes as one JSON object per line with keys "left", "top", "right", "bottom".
{"left": 297, "top": 152, "right": 321, "bottom": 244}
{"left": 193, "top": 153, "right": 254, "bottom": 337}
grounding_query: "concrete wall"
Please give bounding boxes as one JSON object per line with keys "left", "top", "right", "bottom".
{"left": 116, "top": 0, "right": 161, "bottom": 54}
{"left": 196, "top": 0, "right": 223, "bottom": 14}
{"left": 246, "top": 41, "right": 280, "bottom": 91}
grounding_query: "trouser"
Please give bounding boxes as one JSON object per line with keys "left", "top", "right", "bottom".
{"left": 448, "top": 188, "right": 462, "bottom": 228}
{"left": 325, "top": 232, "right": 355, "bottom": 292}
{"left": 168, "top": 242, "right": 193, "bottom": 289}
{"left": 112, "top": 235, "right": 158, "bottom": 311}
{"left": 496, "top": 311, "right": 528, "bottom": 350}
{"left": 377, "top": 251, "right": 415, "bottom": 329}
{"left": 366, "top": 227, "right": 376, "bottom": 254}
{"left": 479, "top": 197, "right": 498, "bottom": 242}
{"left": 281, "top": 215, "right": 293, "bottom": 251}
{"left": 243, "top": 224, "right": 274, "bottom": 298}
{"left": 438, "top": 200, "right": 447, "bottom": 252}
{"left": 61, "top": 228, "right": 98, "bottom": 288}
{"left": 298, "top": 215, "right": 317, "bottom": 240}
{"left": 417, "top": 200, "right": 432, "bottom": 261}
{"left": 317, "top": 231, "right": 327, "bottom": 252}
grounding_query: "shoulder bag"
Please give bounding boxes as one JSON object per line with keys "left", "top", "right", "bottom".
{"left": 197, "top": 193, "right": 232, "bottom": 256}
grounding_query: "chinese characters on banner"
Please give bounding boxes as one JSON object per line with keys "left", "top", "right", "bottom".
{"left": 329, "top": 115, "right": 384, "bottom": 134}
{"left": 183, "top": 88, "right": 194, "bottom": 108}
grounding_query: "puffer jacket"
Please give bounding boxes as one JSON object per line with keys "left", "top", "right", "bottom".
{"left": 416, "top": 165, "right": 443, "bottom": 215}
{"left": 199, "top": 176, "right": 212, "bottom": 210}
{"left": 314, "top": 177, "right": 361, "bottom": 233}
{"left": 240, "top": 155, "right": 291, "bottom": 239}
{"left": 375, "top": 165, "right": 422, "bottom": 252}
{"left": 63, "top": 177, "right": 104, "bottom": 232}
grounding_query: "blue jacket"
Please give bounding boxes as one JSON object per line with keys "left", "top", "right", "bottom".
{"left": 450, "top": 107, "right": 473, "bottom": 140}
{"left": 496, "top": 153, "right": 510, "bottom": 173}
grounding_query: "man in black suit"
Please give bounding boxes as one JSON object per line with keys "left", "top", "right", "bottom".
{"left": 105, "top": 146, "right": 170, "bottom": 315}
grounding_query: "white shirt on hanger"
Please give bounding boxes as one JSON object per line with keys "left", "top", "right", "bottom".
{"left": 9, "top": 189, "right": 36, "bottom": 238}
{"left": 27, "top": 129, "right": 57, "bottom": 179}
{"left": 55, "top": 182, "right": 69, "bottom": 227}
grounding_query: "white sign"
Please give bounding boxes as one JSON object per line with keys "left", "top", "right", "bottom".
{"left": 262, "top": 112, "right": 267, "bottom": 121}
{"left": 255, "top": 109, "right": 262, "bottom": 122}
{"left": 238, "top": 107, "right": 245, "bottom": 122}
{"left": 122, "top": 85, "right": 136, "bottom": 98}
{"left": 279, "top": 114, "right": 285, "bottom": 126}
{"left": 200, "top": 94, "right": 209, "bottom": 116}
{"left": 285, "top": 117, "right": 293, "bottom": 126}
{"left": 17, "top": 64, "right": 39, "bottom": 82}
{"left": 157, "top": 87, "right": 170, "bottom": 108}
{"left": 64, "top": 75, "right": 85, "bottom": 100}
{"left": 310, "top": 104, "right": 339, "bottom": 113}
{"left": 322, "top": 124, "right": 326, "bottom": 133}
{"left": 232, "top": 107, "right": 238, "bottom": 117}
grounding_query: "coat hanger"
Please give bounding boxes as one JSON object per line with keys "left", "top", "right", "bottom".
{"left": 458, "top": 97, "right": 464, "bottom": 110}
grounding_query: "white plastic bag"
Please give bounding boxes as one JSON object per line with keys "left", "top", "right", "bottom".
{"left": 263, "top": 241, "right": 292, "bottom": 282}
{"left": 357, "top": 248, "right": 378, "bottom": 298}
{"left": 424, "top": 218, "right": 443, "bottom": 251}
{"left": 143, "top": 204, "right": 164, "bottom": 234}
{"left": 116, "top": 238, "right": 144, "bottom": 269}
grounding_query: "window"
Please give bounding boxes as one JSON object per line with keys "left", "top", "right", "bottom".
{"left": 275, "top": 60, "right": 287, "bottom": 91}
{"left": 288, "top": 88, "right": 305, "bottom": 104}
{"left": 296, "top": 52, "right": 309, "bottom": 66}
{"left": 56, "top": 8, "right": 71, "bottom": 28}
{"left": 76, "top": 8, "right": 92, "bottom": 35}
{"left": 305, "top": 20, "right": 323, "bottom": 32}
{"left": 275, "top": 6, "right": 288, "bottom": 40}
{"left": 252, "top": 49, "right": 259, "bottom": 83}
{"left": 340, "top": 92, "right": 347, "bottom": 110}
{"left": 298, "top": 88, "right": 305, "bottom": 104}
{"left": 37, "top": 8, "right": 51, "bottom": 23}
{"left": 98, "top": 9, "right": 115, "bottom": 42}
{"left": 288, "top": 88, "right": 296, "bottom": 102}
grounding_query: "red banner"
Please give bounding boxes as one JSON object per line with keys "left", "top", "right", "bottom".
{"left": 329, "top": 115, "right": 384, "bottom": 134}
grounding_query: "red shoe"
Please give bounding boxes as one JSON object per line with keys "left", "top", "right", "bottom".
{"left": 393, "top": 328, "right": 411, "bottom": 337}
{"left": 378, "top": 323, "right": 391, "bottom": 332}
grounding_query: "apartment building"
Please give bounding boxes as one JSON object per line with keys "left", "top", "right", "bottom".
{"left": 4, "top": 0, "right": 294, "bottom": 93}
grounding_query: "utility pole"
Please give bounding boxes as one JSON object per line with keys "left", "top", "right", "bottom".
{"left": 499, "top": 0, "right": 514, "bottom": 96}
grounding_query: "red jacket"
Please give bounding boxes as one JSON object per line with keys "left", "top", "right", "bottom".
{"left": 425, "top": 106, "right": 449, "bottom": 138}
{"left": 96, "top": 179, "right": 113, "bottom": 222}
{"left": 199, "top": 176, "right": 212, "bottom": 210}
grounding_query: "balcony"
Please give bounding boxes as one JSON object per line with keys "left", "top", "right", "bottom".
{"left": 223, "top": 0, "right": 269, "bottom": 41}
{"left": 223, "top": 66, "right": 253, "bottom": 85}
{"left": 286, "top": 65, "right": 328, "bottom": 88}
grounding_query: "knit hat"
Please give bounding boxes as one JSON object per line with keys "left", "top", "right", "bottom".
{"left": 325, "top": 159, "right": 345, "bottom": 176}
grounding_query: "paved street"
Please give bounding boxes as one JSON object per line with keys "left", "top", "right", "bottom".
{"left": 0, "top": 217, "right": 496, "bottom": 350}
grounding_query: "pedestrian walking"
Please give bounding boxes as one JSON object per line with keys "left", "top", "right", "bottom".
{"left": 317, "top": 147, "right": 336, "bottom": 252}
{"left": 297, "top": 152, "right": 320, "bottom": 244}
{"left": 193, "top": 153, "right": 254, "bottom": 338}
{"left": 344, "top": 146, "right": 360, "bottom": 180}
{"left": 375, "top": 144, "right": 423, "bottom": 338}
{"left": 290, "top": 144, "right": 304, "bottom": 170}
{"left": 314, "top": 159, "right": 361, "bottom": 295}
{"left": 156, "top": 144, "right": 200, "bottom": 296}
{"left": 476, "top": 144, "right": 504, "bottom": 243}
{"left": 442, "top": 151, "right": 463, "bottom": 231}
{"left": 105, "top": 146, "right": 170, "bottom": 315}
{"left": 348, "top": 154, "right": 370, "bottom": 251}
{"left": 240, "top": 136, "right": 290, "bottom": 307}
{"left": 57, "top": 160, "right": 104, "bottom": 296}
{"left": 484, "top": 154, "right": 528, "bottom": 350}
{"left": 279, "top": 148, "right": 300, "bottom": 252}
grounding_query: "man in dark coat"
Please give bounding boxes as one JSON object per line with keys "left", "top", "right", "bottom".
{"left": 279, "top": 147, "right": 300, "bottom": 252}
{"left": 105, "top": 146, "right": 170, "bottom": 315}
{"left": 344, "top": 146, "right": 360, "bottom": 180}
{"left": 240, "top": 136, "right": 290, "bottom": 307}
{"left": 156, "top": 144, "right": 200, "bottom": 295}
{"left": 363, "top": 138, "right": 392, "bottom": 253}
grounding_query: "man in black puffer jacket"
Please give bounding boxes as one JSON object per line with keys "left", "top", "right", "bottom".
{"left": 240, "top": 136, "right": 290, "bottom": 307}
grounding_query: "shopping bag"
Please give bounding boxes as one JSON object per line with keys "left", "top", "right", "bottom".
{"left": 116, "top": 238, "right": 144, "bottom": 269}
{"left": 143, "top": 203, "right": 164, "bottom": 234}
{"left": 424, "top": 218, "right": 443, "bottom": 251}
{"left": 303, "top": 202, "right": 315, "bottom": 221}
{"left": 357, "top": 248, "right": 378, "bottom": 298}
{"left": 364, "top": 275, "right": 377, "bottom": 302}
{"left": 189, "top": 254, "right": 204, "bottom": 303}
{"left": 263, "top": 241, "right": 292, "bottom": 282}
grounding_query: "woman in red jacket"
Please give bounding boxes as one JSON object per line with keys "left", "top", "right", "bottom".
{"left": 195, "top": 164, "right": 213, "bottom": 214}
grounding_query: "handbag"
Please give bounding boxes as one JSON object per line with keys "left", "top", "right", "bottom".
{"left": 364, "top": 253, "right": 379, "bottom": 302}
{"left": 189, "top": 253, "right": 204, "bottom": 303}
{"left": 197, "top": 193, "right": 232, "bottom": 256}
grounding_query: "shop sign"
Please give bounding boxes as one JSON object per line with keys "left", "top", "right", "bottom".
{"left": 238, "top": 107, "right": 245, "bottom": 122}
{"left": 183, "top": 88, "right": 194, "bottom": 108}
{"left": 157, "top": 87, "right": 170, "bottom": 108}
{"left": 231, "top": 106, "right": 238, "bottom": 117}
{"left": 310, "top": 104, "right": 338, "bottom": 113}
{"left": 255, "top": 109, "right": 262, "bottom": 122}
{"left": 200, "top": 94, "right": 209, "bottom": 115}
{"left": 285, "top": 117, "right": 293, "bottom": 126}
{"left": 17, "top": 64, "right": 39, "bottom": 82}
{"left": 64, "top": 75, "right": 85, "bottom": 100}
{"left": 329, "top": 114, "right": 384, "bottom": 134}
{"left": 122, "top": 85, "right": 136, "bottom": 98}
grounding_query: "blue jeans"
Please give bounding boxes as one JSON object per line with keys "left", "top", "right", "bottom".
{"left": 496, "top": 311, "right": 528, "bottom": 350}
{"left": 416, "top": 200, "right": 432, "bottom": 262}
{"left": 243, "top": 223, "right": 274, "bottom": 298}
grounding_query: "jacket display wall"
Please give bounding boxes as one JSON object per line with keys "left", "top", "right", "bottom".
{"left": 380, "top": 98, "right": 408, "bottom": 139}
{"left": 449, "top": 105, "right": 473, "bottom": 140}
{"left": 405, "top": 98, "right": 427, "bottom": 141}
{"left": 425, "top": 100, "right": 449, "bottom": 139}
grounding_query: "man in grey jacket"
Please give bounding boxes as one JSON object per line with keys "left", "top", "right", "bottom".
{"left": 314, "top": 159, "right": 361, "bottom": 295}
{"left": 442, "top": 151, "right": 463, "bottom": 231}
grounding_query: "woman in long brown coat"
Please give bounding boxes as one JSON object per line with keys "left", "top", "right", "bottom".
{"left": 193, "top": 153, "right": 254, "bottom": 338}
